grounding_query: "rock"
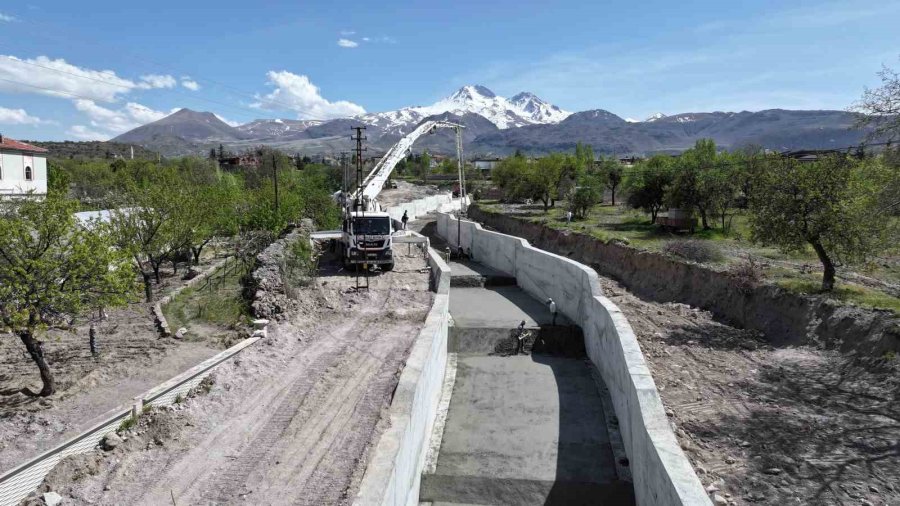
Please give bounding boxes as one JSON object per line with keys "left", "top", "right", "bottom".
{"left": 43, "top": 492, "right": 63, "bottom": 506}
{"left": 665, "top": 408, "right": 675, "bottom": 417}
{"left": 101, "top": 433, "right": 123, "bottom": 451}
{"left": 763, "top": 467, "right": 782, "bottom": 475}
{"left": 706, "top": 484, "right": 720, "bottom": 493}
{"left": 175, "top": 327, "right": 188, "bottom": 339}
{"left": 696, "top": 465, "right": 708, "bottom": 475}
{"left": 712, "top": 493, "right": 727, "bottom": 505}
{"left": 868, "top": 485, "right": 879, "bottom": 493}
{"left": 725, "top": 456, "right": 736, "bottom": 464}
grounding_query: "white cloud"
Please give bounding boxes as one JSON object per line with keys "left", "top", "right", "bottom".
{"left": 0, "top": 106, "right": 49, "bottom": 125}
{"left": 137, "top": 74, "right": 176, "bottom": 89}
{"left": 337, "top": 38, "right": 358, "bottom": 48}
{"left": 340, "top": 30, "right": 356, "bottom": 36}
{"left": 181, "top": 79, "right": 200, "bottom": 91}
{"left": 214, "top": 113, "right": 241, "bottom": 127}
{"left": 72, "top": 99, "right": 167, "bottom": 135}
{"left": 0, "top": 55, "right": 136, "bottom": 102}
{"left": 67, "top": 125, "right": 111, "bottom": 141}
{"left": 0, "top": 12, "right": 15, "bottom": 22}
{"left": 362, "top": 37, "right": 370, "bottom": 42}
{"left": 253, "top": 70, "right": 365, "bottom": 120}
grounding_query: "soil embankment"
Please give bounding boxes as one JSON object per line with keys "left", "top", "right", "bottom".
{"left": 469, "top": 205, "right": 900, "bottom": 354}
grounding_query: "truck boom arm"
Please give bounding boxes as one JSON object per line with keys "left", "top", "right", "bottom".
{"left": 355, "top": 120, "right": 462, "bottom": 206}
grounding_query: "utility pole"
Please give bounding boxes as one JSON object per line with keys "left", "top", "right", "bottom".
{"left": 339, "top": 151, "right": 349, "bottom": 194}
{"left": 454, "top": 125, "right": 467, "bottom": 256}
{"left": 351, "top": 126, "right": 368, "bottom": 291}
{"left": 272, "top": 153, "right": 279, "bottom": 214}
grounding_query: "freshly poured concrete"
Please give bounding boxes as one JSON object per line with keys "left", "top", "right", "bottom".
{"left": 424, "top": 272, "right": 633, "bottom": 505}
{"left": 421, "top": 354, "right": 633, "bottom": 505}
{"left": 449, "top": 287, "right": 572, "bottom": 328}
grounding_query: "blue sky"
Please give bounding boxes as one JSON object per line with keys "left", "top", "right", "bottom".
{"left": 0, "top": 0, "right": 897, "bottom": 140}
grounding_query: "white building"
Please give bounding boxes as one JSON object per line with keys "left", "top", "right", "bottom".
{"left": 0, "top": 135, "right": 48, "bottom": 197}
{"left": 472, "top": 157, "right": 502, "bottom": 174}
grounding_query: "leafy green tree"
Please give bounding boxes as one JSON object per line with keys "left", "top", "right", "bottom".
{"left": 625, "top": 155, "right": 674, "bottom": 223}
{"left": 668, "top": 139, "right": 719, "bottom": 229}
{"left": 110, "top": 182, "right": 189, "bottom": 301}
{"left": 524, "top": 154, "right": 566, "bottom": 211}
{"left": 570, "top": 173, "right": 603, "bottom": 218}
{"left": 605, "top": 160, "right": 624, "bottom": 206}
{"left": 0, "top": 197, "right": 134, "bottom": 396}
{"left": 748, "top": 155, "right": 890, "bottom": 291}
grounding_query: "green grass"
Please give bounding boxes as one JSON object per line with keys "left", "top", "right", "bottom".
{"left": 162, "top": 263, "right": 251, "bottom": 342}
{"left": 477, "top": 200, "right": 900, "bottom": 313}
{"left": 777, "top": 277, "right": 900, "bottom": 314}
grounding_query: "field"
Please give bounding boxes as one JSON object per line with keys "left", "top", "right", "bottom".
{"left": 476, "top": 199, "right": 900, "bottom": 313}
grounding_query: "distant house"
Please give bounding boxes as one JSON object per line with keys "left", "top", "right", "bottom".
{"left": 472, "top": 157, "right": 502, "bottom": 174}
{"left": 0, "top": 135, "right": 49, "bottom": 198}
{"left": 781, "top": 149, "right": 847, "bottom": 163}
{"left": 618, "top": 156, "right": 643, "bottom": 166}
{"left": 218, "top": 154, "right": 260, "bottom": 169}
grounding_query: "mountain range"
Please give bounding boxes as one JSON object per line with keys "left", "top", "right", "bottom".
{"left": 111, "top": 85, "right": 869, "bottom": 158}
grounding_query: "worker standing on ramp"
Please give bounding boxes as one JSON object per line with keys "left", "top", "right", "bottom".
{"left": 547, "top": 298, "right": 558, "bottom": 326}
{"left": 401, "top": 210, "right": 409, "bottom": 230}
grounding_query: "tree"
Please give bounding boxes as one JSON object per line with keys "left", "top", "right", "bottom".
{"left": 420, "top": 150, "right": 432, "bottom": 183}
{"left": 570, "top": 173, "right": 603, "bottom": 218}
{"left": 854, "top": 58, "right": 900, "bottom": 142}
{"left": 523, "top": 154, "right": 565, "bottom": 211}
{"left": 747, "top": 155, "right": 889, "bottom": 291}
{"left": 0, "top": 197, "right": 133, "bottom": 396}
{"left": 625, "top": 155, "right": 674, "bottom": 223}
{"left": 668, "top": 139, "right": 719, "bottom": 229}
{"left": 595, "top": 157, "right": 623, "bottom": 205}
{"left": 110, "top": 183, "right": 188, "bottom": 301}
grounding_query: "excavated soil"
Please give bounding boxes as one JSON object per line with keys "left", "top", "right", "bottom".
{"left": 0, "top": 260, "right": 224, "bottom": 473}
{"left": 602, "top": 276, "right": 900, "bottom": 506}
{"left": 30, "top": 247, "right": 434, "bottom": 506}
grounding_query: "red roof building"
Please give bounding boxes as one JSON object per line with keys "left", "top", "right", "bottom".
{"left": 0, "top": 135, "right": 48, "bottom": 154}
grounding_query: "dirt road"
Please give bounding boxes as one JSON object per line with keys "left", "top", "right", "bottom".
{"left": 601, "top": 276, "right": 900, "bottom": 506}
{"left": 38, "top": 248, "right": 433, "bottom": 505}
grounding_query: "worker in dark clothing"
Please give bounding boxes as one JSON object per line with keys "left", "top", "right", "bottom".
{"left": 401, "top": 210, "right": 409, "bottom": 230}
{"left": 514, "top": 320, "right": 527, "bottom": 355}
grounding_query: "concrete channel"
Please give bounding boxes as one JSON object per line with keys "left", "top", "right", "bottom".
{"left": 420, "top": 259, "right": 635, "bottom": 505}
{"left": 354, "top": 211, "right": 708, "bottom": 506}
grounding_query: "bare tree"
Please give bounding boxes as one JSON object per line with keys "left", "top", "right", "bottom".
{"left": 854, "top": 59, "right": 900, "bottom": 142}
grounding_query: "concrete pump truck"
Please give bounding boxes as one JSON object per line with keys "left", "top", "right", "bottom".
{"left": 336, "top": 120, "right": 466, "bottom": 271}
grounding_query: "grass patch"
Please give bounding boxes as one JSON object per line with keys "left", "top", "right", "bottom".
{"left": 777, "top": 278, "right": 900, "bottom": 314}
{"left": 162, "top": 262, "right": 251, "bottom": 340}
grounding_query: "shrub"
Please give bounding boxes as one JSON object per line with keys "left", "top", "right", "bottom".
{"left": 729, "top": 256, "right": 763, "bottom": 293}
{"left": 662, "top": 239, "right": 724, "bottom": 263}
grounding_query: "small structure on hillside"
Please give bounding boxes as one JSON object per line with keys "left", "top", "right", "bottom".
{"left": 0, "top": 134, "right": 49, "bottom": 198}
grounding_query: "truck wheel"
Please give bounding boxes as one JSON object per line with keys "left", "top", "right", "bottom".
{"left": 382, "top": 262, "right": 395, "bottom": 272}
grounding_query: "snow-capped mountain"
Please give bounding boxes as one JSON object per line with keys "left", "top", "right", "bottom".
{"left": 645, "top": 112, "right": 667, "bottom": 122}
{"left": 235, "top": 118, "right": 323, "bottom": 138}
{"left": 358, "top": 85, "right": 572, "bottom": 131}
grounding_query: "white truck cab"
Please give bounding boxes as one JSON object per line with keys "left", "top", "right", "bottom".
{"left": 341, "top": 211, "right": 394, "bottom": 270}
